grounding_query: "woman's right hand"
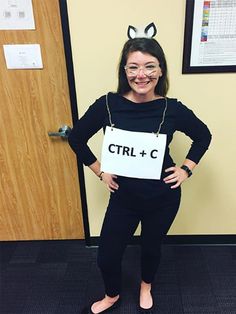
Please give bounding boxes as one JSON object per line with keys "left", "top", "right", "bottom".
{"left": 100, "top": 173, "right": 119, "bottom": 193}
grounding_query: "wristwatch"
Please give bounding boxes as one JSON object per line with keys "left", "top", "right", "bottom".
{"left": 181, "top": 165, "right": 192, "bottom": 177}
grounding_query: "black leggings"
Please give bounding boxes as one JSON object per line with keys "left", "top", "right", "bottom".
{"left": 97, "top": 188, "right": 181, "bottom": 297}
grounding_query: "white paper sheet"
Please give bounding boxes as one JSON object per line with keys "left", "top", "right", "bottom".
{"left": 0, "top": 0, "right": 35, "bottom": 30}
{"left": 3, "top": 44, "right": 43, "bottom": 69}
{"left": 101, "top": 127, "right": 167, "bottom": 180}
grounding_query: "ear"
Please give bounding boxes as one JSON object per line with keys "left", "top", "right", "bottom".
{"left": 144, "top": 22, "right": 157, "bottom": 38}
{"left": 127, "top": 25, "right": 137, "bottom": 39}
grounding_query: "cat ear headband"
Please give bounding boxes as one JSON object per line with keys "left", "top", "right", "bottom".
{"left": 127, "top": 22, "right": 157, "bottom": 39}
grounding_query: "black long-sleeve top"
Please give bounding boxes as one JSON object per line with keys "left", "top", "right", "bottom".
{"left": 68, "top": 93, "right": 211, "bottom": 203}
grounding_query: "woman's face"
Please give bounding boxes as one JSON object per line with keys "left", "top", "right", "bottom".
{"left": 125, "top": 51, "right": 162, "bottom": 98}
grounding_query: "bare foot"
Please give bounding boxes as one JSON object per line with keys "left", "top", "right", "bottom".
{"left": 91, "top": 295, "right": 119, "bottom": 314}
{"left": 140, "top": 281, "right": 153, "bottom": 309}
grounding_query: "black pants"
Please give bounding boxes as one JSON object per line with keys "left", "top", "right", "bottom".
{"left": 97, "top": 187, "right": 181, "bottom": 297}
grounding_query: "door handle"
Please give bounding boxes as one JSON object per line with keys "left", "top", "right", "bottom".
{"left": 48, "top": 125, "right": 71, "bottom": 139}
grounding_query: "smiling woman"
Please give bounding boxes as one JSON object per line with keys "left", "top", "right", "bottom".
{"left": 123, "top": 51, "right": 163, "bottom": 102}
{"left": 68, "top": 24, "right": 211, "bottom": 314}
{"left": 118, "top": 37, "right": 169, "bottom": 101}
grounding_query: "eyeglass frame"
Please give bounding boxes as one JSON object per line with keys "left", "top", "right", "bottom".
{"left": 124, "top": 63, "right": 160, "bottom": 76}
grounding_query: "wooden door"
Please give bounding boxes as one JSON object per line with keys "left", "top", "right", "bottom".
{"left": 0, "top": 0, "right": 84, "bottom": 240}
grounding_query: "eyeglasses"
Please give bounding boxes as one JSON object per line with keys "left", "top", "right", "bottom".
{"left": 124, "top": 64, "right": 159, "bottom": 76}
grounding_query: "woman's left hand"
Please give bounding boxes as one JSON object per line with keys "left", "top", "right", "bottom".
{"left": 163, "top": 166, "right": 189, "bottom": 189}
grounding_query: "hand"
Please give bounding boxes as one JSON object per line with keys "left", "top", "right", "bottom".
{"left": 163, "top": 166, "right": 189, "bottom": 189}
{"left": 100, "top": 173, "right": 119, "bottom": 193}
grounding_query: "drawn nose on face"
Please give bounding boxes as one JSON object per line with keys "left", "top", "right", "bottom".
{"left": 136, "top": 68, "right": 146, "bottom": 78}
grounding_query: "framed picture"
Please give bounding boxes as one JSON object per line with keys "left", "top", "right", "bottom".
{"left": 182, "top": 0, "right": 236, "bottom": 74}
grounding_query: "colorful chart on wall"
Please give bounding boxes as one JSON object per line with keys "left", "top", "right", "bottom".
{"left": 182, "top": 0, "right": 236, "bottom": 73}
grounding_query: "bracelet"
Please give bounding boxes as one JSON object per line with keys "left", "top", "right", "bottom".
{"left": 98, "top": 171, "right": 104, "bottom": 181}
{"left": 181, "top": 165, "right": 192, "bottom": 177}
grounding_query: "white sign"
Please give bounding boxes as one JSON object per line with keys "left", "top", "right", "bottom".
{"left": 3, "top": 44, "right": 43, "bottom": 69}
{"left": 0, "top": 0, "right": 35, "bottom": 30}
{"left": 101, "top": 126, "right": 167, "bottom": 180}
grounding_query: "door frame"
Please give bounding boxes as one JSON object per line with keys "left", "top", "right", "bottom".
{"left": 59, "top": 0, "right": 91, "bottom": 245}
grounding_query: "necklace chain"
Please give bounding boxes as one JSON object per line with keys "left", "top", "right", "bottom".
{"left": 105, "top": 93, "right": 167, "bottom": 137}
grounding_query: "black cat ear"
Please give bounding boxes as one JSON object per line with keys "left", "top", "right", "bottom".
{"left": 127, "top": 25, "right": 137, "bottom": 39}
{"left": 144, "top": 22, "right": 157, "bottom": 38}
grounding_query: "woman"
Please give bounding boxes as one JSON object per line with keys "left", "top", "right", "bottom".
{"left": 68, "top": 28, "right": 211, "bottom": 314}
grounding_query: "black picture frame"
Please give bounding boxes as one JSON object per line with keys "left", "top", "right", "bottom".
{"left": 182, "top": 0, "right": 236, "bottom": 74}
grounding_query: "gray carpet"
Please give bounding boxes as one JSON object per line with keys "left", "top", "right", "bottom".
{"left": 0, "top": 241, "right": 236, "bottom": 313}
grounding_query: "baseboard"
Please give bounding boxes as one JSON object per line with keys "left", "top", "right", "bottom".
{"left": 86, "top": 235, "right": 236, "bottom": 247}
{"left": 1, "top": 235, "right": 235, "bottom": 247}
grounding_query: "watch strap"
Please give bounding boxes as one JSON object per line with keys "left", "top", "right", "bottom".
{"left": 181, "top": 165, "right": 192, "bottom": 177}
